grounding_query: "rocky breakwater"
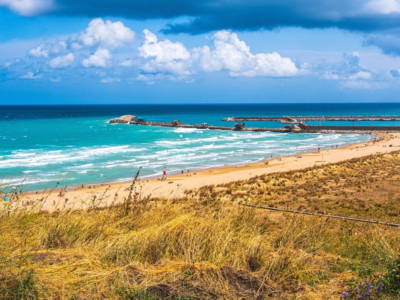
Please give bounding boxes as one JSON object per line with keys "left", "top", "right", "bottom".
{"left": 108, "top": 115, "right": 291, "bottom": 132}
{"left": 109, "top": 115, "right": 136, "bottom": 124}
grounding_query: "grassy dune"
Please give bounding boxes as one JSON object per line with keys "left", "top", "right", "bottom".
{"left": 2, "top": 152, "right": 400, "bottom": 299}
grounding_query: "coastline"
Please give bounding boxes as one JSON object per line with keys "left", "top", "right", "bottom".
{"left": 13, "top": 131, "right": 400, "bottom": 211}
{"left": 17, "top": 130, "right": 375, "bottom": 193}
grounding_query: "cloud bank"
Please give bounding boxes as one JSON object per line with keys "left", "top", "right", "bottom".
{"left": 2, "top": 0, "right": 400, "bottom": 34}
{"left": 4, "top": 18, "right": 301, "bottom": 82}
{"left": 4, "top": 0, "right": 400, "bottom": 59}
{"left": 3, "top": 18, "right": 392, "bottom": 90}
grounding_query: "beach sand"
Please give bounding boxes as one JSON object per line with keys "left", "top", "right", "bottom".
{"left": 14, "top": 132, "right": 400, "bottom": 211}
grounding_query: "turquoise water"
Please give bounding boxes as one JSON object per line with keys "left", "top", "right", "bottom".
{"left": 1, "top": 104, "right": 393, "bottom": 191}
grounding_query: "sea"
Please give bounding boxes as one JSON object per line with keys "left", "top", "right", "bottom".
{"left": 1, "top": 103, "right": 399, "bottom": 192}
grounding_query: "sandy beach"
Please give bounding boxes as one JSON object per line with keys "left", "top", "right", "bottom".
{"left": 12, "top": 131, "right": 400, "bottom": 211}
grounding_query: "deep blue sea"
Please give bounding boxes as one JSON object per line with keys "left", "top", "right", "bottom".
{"left": 1, "top": 103, "right": 399, "bottom": 192}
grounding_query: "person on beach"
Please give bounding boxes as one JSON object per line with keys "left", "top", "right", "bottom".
{"left": 162, "top": 169, "right": 167, "bottom": 180}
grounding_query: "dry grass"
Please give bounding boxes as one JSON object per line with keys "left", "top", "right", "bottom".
{"left": 2, "top": 152, "right": 400, "bottom": 299}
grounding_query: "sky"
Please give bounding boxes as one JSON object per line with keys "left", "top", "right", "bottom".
{"left": 1, "top": 0, "right": 400, "bottom": 104}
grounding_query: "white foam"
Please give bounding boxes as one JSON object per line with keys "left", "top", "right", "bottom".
{"left": 0, "top": 146, "right": 147, "bottom": 168}
{"left": 22, "top": 170, "right": 40, "bottom": 174}
{"left": 78, "top": 145, "right": 146, "bottom": 156}
{"left": 67, "top": 163, "right": 94, "bottom": 170}
{"left": 155, "top": 132, "right": 275, "bottom": 147}
{"left": 0, "top": 177, "right": 55, "bottom": 186}
{"left": 173, "top": 128, "right": 203, "bottom": 133}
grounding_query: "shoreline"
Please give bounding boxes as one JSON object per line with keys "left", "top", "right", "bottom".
{"left": 10, "top": 131, "right": 400, "bottom": 211}
{"left": 17, "top": 131, "right": 374, "bottom": 194}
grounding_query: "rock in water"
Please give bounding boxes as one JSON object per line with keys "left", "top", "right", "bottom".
{"left": 109, "top": 115, "right": 136, "bottom": 124}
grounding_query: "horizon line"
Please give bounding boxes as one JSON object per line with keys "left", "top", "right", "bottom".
{"left": 2, "top": 102, "right": 400, "bottom": 106}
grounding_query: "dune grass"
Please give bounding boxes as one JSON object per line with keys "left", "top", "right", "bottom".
{"left": 2, "top": 152, "right": 400, "bottom": 299}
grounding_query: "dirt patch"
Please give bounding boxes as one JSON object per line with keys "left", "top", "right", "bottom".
{"left": 221, "top": 266, "right": 271, "bottom": 299}
{"left": 147, "top": 281, "right": 218, "bottom": 299}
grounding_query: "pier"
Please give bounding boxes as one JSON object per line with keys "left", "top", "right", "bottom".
{"left": 223, "top": 115, "right": 400, "bottom": 123}
{"left": 109, "top": 115, "right": 400, "bottom": 133}
{"left": 109, "top": 116, "right": 289, "bottom": 132}
{"left": 298, "top": 124, "right": 400, "bottom": 132}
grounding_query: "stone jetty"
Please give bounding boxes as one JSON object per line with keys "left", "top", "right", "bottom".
{"left": 109, "top": 115, "right": 400, "bottom": 133}
{"left": 224, "top": 115, "right": 400, "bottom": 123}
{"left": 108, "top": 117, "right": 289, "bottom": 132}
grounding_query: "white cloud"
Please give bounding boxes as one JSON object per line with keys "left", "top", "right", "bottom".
{"left": 26, "top": 18, "right": 133, "bottom": 69}
{"left": 49, "top": 53, "right": 74, "bottom": 68}
{"left": 193, "top": 31, "right": 298, "bottom": 77}
{"left": 0, "top": 0, "right": 53, "bottom": 16}
{"left": 348, "top": 71, "right": 372, "bottom": 80}
{"left": 323, "top": 52, "right": 377, "bottom": 88}
{"left": 138, "top": 29, "right": 192, "bottom": 75}
{"left": 29, "top": 46, "right": 48, "bottom": 58}
{"left": 119, "top": 59, "right": 135, "bottom": 67}
{"left": 13, "top": 18, "right": 135, "bottom": 80}
{"left": 80, "top": 18, "right": 135, "bottom": 49}
{"left": 82, "top": 48, "right": 111, "bottom": 67}
{"left": 137, "top": 29, "right": 298, "bottom": 78}
{"left": 27, "top": 41, "right": 68, "bottom": 62}
{"left": 240, "top": 52, "right": 300, "bottom": 77}
{"left": 364, "top": 0, "right": 400, "bottom": 14}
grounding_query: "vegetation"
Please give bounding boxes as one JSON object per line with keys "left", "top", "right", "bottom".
{"left": 2, "top": 152, "right": 400, "bottom": 299}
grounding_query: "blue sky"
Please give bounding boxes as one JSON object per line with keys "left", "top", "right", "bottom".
{"left": 1, "top": 1, "right": 400, "bottom": 104}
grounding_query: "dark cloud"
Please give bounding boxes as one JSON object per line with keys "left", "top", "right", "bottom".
{"left": 54, "top": 0, "right": 209, "bottom": 19}
{"left": 49, "top": 0, "right": 400, "bottom": 34}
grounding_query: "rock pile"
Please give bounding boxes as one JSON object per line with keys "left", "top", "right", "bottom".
{"left": 109, "top": 115, "right": 136, "bottom": 124}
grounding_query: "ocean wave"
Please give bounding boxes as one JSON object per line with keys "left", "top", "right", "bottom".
{"left": 0, "top": 146, "right": 147, "bottom": 168}
{"left": 156, "top": 132, "right": 277, "bottom": 147}
{"left": 0, "top": 177, "right": 56, "bottom": 187}
{"left": 78, "top": 145, "right": 146, "bottom": 156}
